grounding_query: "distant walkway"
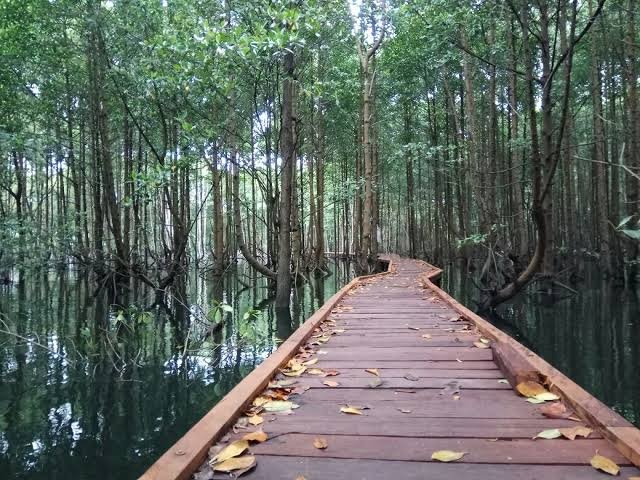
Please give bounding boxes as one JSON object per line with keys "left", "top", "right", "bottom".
{"left": 142, "top": 256, "right": 640, "bottom": 479}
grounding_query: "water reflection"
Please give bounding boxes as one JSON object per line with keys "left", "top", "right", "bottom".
{"left": 442, "top": 260, "right": 640, "bottom": 427}
{"left": 0, "top": 260, "right": 355, "bottom": 479}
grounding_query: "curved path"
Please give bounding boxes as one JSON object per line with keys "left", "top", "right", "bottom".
{"left": 142, "top": 256, "right": 640, "bottom": 479}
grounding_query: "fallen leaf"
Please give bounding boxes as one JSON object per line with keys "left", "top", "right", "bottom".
{"left": 365, "top": 368, "right": 380, "bottom": 377}
{"left": 559, "top": 426, "right": 592, "bottom": 440}
{"left": 291, "top": 385, "right": 310, "bottom": 395}
{"left": 269, "top": 379, "right": 298, "bottom": 388}
{"left": 313, "top": 437, "right": 328, "bottom": 449}
{"left": 307, "top": 368, "right": 325, "bottom": 375}
{"left": 324, "top": 369, "right": 340, "bottom": 376}
{"left": 295, "top": 476, "right": 307, "bottom": 480}
{"left": 332, "top": 329, "right": 345, "bottom": 334}
{"left": 456, "top": 358, "right": 463, "bottom": 363}
{"left": 211, "top": 440, "right": 249, "bottom": 464}
{"left": 303, "top": 358, "right": 319, "bottom": 366}
{"left": 404, "top": 373, "right": 419, "bottom": 382}
{"left": 539, "top": 402, "right": 570, "bottom": 419}
{"left": 407, "top": 325, "right": 420, "bottom": 331}
{"left": 516, "top": 381, "right": 548, "bottom": 398}
{"left": 473, "top": 341, "right": 490, "bottom": 349}
{"left": 431, "top": 450, "right": 466, "bottom": 462}
{"left": 422, "top": 334, "right": 432, "bottom": 339}
{"left": 281, "top": 367, "right": 306, "bottom": 377}
{"left": 526, "top": 398, "right": 546, "bottom": 404}
{"left": 317, "top": 349, "right": 328, "bottom": 355}
{"left": 534, "top": 428, "right": 562, "bottom": 440}
{"left": 247, "top": 415, "right": 263, "bottom": 426}
{"left": 397, "top": 408, "right": 412, "bottom": 413}
{"left": 340, "top": 406, "right": 363, "bottom": 415}
{"left": 498, "top": 379, "right": 509, "bottom": 384}
{"left": 212, "top": 455, "right": 256, "bottom": 475}
{"left": 534, "top": 391, "right": 560, "bottom": 401}
{"left": 479, "top": 337, "right": 490, "bottom": 344}
{"left": 323, "top": 380, "right": 339, "bottom": 387}
{"left": 368, "top": 377, "right": 383, "bottom": 388}
{"left": 242, "top": 431, "right": 268, "bottom": 443}
{"left": 252, "top": 396, "right": 270, "bottom": 407}
{"left": 590, "top": 454, "right": 620, "bottom": 476}
{"left": 263, "top": 400, "right": 299, "bottom": 412}
{"left": 394, "top": 389, "right": 416, "bottom": 394}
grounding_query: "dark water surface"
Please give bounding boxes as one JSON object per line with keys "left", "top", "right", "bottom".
{"left": 0, "top": 261, "right": 354, "bottom": 479}
{"left": 442, "top": 260, "right": 640, "bottom": 428}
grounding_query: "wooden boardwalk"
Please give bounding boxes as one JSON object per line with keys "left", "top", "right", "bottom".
{"left": 143, "top": 256, "right": 640, "bottom": 479}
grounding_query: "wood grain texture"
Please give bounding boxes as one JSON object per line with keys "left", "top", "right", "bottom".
{"left": 142, "top": 256, "right": 640, "bottom": 480}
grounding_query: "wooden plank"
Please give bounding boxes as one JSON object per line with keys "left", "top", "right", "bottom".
{"left": 251, "top": 434, "right": 630, "bottom": 464}
{"left": 227, "top": 456, "right": 640, "bottom": 480}
{"left": 143, "top": 256, "right": 640, "bottom": 479}
{"left": 237, "top": 417, "right": 594, "bottom": 439}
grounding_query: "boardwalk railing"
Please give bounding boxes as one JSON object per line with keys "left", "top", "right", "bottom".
{"left": 141, "top": 255, "right": 640, "bottom": 479}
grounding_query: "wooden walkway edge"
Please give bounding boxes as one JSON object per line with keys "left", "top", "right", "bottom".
{"left": 141, "top": 256, "right": 640, "bottom": 480}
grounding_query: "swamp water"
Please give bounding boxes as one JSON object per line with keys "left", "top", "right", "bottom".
{"left": 0, "top": 260, "right": 355, "bottom": 479}
{"left": 442, "top": 261, "right": 640, "bottom": 428}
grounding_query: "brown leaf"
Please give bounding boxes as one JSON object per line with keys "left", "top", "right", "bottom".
{"left": 515, "top": 381, "right": 548, "bottom": 398}
{"left": 212, "top": 455, "right": 256, "bottom": 475}
{"left": 539, "top": 402, "right": 571, "bottom": 419}
{"left": 210, "top": 440, "right": 249, "bottom": 464}
{"left": 242, "top": 431, "right": 268, "bottom": 443}
{"left": 590, "top": 454, "right": 620, "bottom": 476}
{"left": 313, "top": 437, "right": 328, "bottom": 449}
{"left": 559, "top": 426, "right": 592, "bottom": 440}
{"left": 324, "top": 369, "right": 340, "bottom": 376}
{"left": 365, "top": 368, "right": 380, "bottom": 377}
{"left": 307, "top": 368, "right": 325, "bottom": 375}
{"left": 323, "top": 380, "right": 339, "bottom": 387}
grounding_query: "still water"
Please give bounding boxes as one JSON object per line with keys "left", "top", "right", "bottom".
{"left": 442, "top": 260, "right": 640, "bottom": 428}
{"left": 0, "top": 261, "right": 354, "bottom": 479}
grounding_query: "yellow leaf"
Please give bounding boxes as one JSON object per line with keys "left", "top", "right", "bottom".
{"left": 479, "top": 337, "right": 490, "bottom": 344}
{"left": 252, "top": 396, "right": 270, "bottom": 407}
{"left": 323, "top": 380, "right": 339, "bottom": 387}
{"left": 340, "top": 406, "right": 363, "bottom": 415}
{"left": 526, "top": 398, "right": 546, "bottom": 404}
{"left": 590, "top": 454, "right": 620, "bottom": 476}
{"left": 313, "top": 437, "right": 328, "bottom": 449}
{"left": 365, "top": 368, "right": 379, "bottom": 377}
{"left": 242, "top": 431, "right": 268, "bottom": 443}
{"left": 247, "top": 415, "right": 263, "bottom": 426}
{"left": 516, "top": 381, "right": 548, "bottom": 398}
{"left": 534, "top": 428, "right": 562, "bottom": 440}
{"left": 431, "top": 450, "right": 466, "bottom": 462}
{"left": 211, "top": 440, "right": 249, "bottom": 464}
{"left": 303, "top": 358, "right": 319, "bottom": 366}
{"left": 559, "top": 426, "right": 592, "bottom": 440}
{"left": 473, "top": 341, "right": 490, "bottom": 349}
{"left": 422, "top": 334, "right": 432, "bottom": 339}
{"left": 212, "top": 455, "right": 256, "bottom": 473}
{"left": 333, "top": 329, "right": 345, "bottom": 333}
